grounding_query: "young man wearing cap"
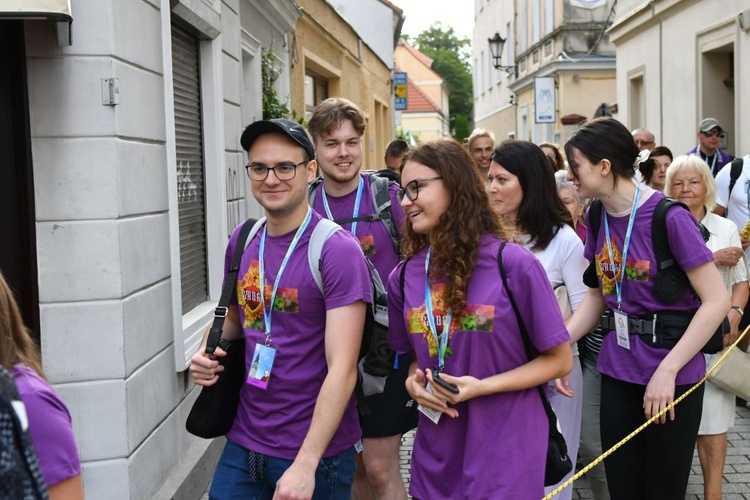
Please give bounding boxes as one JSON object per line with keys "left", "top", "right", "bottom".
{"left": 688, "top": 117, "right": 734, "bottom": 177}
{"left": 189, "top": 118, "right": 372, "bottom": 498}
{"left": 307, "top": 98, "right": 417, "bottom": 500}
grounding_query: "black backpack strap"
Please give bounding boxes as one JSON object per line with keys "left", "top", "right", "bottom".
{"left": 653, "top": 198, "right": 680, "bottom": 271}
{"left": 582, "top": 200, "right": 603, "bottom": 288}
{"left": 727, "top": 158, "right": 744, "bottom": 213}
{"left": 205, "top": 218, "right": 257, "bottom": 355}
{"left": 399, "top": 257, "right": 410, "bottom": 299}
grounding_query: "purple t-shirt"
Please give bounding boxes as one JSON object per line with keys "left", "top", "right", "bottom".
{"left": 310, "top": 173, "right": 405, "bottom": 281}
{"left": 387, "top": 235, "right": 570, "bottom": 499}
{"left": 584, "top": 190, "right": 714, "bottom": 385}
{"left": 12, "top": 364, "right": 81, "bottom": 487}
{"left": 225, "top": 211, "right": 372, "bottom": 460}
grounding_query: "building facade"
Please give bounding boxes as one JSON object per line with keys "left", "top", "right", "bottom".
{"left": 290, "top": 0, "right": 395, "bottom": 169}
{"left": 609, "top": 0, "right": 750, "bottom": 156}
{"left": 473, "top": 0, "right": 617, "bottom": 145}
{"left": 394, "top": 38, "right": 451, "bottom": 142}
{"left": 0, "top": 0, "right": 395, "bottom": 498}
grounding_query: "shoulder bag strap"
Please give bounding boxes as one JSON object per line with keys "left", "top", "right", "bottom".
{"left": 205, "top": 218, "right": 257, "bottom": 355}
{"left": 497, "top": 241, "right": 557, "bottom": 418}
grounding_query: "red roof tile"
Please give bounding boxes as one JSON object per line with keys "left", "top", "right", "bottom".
{"left": 405, "top": 78, "right": 442, "bottom": 114}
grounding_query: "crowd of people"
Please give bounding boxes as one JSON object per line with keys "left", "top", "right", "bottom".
{"left": 3, "top": 100, "right": 748, "bottom": 500}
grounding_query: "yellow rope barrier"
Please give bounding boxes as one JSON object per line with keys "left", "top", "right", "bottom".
{"left": 542, "top": 324, "right": 750, "bottom": 500}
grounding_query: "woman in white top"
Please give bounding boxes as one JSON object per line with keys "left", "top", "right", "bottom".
{"left": 487, "top": 139, "right": 586, "bottom": 500}
{"left": 665, "top": 154, "right": 749, "bottom": 500}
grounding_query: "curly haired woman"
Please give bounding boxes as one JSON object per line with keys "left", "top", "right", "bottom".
{"left": 0, "top": 271, "right": 84, "bottom": 499}
{"left": 387, "top": 139, "right": 572, "bottom": 499}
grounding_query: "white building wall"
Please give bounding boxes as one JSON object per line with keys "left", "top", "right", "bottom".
{"left": 21, "top": 0, "right": 298, "bottom": 497}
{"left": 473, "top": 0, "right": 516, "bottom": 138}
{"left": 612, "top": 0, "right": 750, "bottom": 156}
{"left": 328, "top": 0, "right": 396, "bottom": 68}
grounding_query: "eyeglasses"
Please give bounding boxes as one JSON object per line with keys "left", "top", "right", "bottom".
{"left": 701, "top": 130, "right": 722, "bottom": 138}
{"left": 396, "top": 176, "right": 443, "bottom": 203}
{"left": 634, "top": 139, "right": 655, "bottom": 147}
{"left": 246, "top": 160, "right": 308, "bottom": 181}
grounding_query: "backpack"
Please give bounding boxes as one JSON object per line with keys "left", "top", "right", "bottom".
{"left": 726, "top": 157, "right": 744, "bottom": 216}
{"left": 308, "top": 172, "right": 400, "bottom": 254}
{"left": 585, "top": 197, "right": 724, "bottom": 353}
{"left": 585, "top": 197, "right": 708, "bottom": 303}
{"left": 240, "top": 217, "right": 392, "bottom": 414}
{"left": 0, "top": 366, "right": 48, "bottom": 500}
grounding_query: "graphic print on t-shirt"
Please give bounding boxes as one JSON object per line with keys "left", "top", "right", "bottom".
{"left": 595, "top": 236, "right": 650, "bottom": 296}
{"left": 357, "top": 234, "right": 376, "bottom": 255}
{"left": 237, "top": 260, "right": 300, "bottom": 330}
{"left": 406, "top": 283, "right": 495, "bottom": 357}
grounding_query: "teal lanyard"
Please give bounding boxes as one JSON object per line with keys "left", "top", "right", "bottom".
{"left": 321, "top": 176, "right": 364, "bottom": 236}
{"left": 258, "top": 208, "right": 313, "bottom": 344}
{"left": 697, "top": 146, "right": 718, "bottom": 175}
{"left": 603, "top": 186, "right": 642, "bottom": 311}
{"left": 424, "top": 248, "right": 452, "bottom": 370}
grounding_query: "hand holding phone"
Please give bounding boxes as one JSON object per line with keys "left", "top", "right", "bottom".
{"left": 430, "top": 367, "right": 459, "bottom": 394}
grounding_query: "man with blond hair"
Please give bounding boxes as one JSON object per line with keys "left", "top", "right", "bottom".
{"left": 466, "top": 128, "right": 495, "bottom": 176}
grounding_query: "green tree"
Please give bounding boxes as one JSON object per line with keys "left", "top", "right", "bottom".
{"left": 414, "top": 23, "right": 473, "bottom": 142}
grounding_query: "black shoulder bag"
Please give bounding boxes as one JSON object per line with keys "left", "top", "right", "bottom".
{"left": 186, "top": 218, "right": 257, "bottom": 439}
{"left": 497, "top": 241, "right": 573, "bottom": 486}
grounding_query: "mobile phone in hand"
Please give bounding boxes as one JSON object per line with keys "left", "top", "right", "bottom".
{"left": 430, "top": 367, "right": 459, "bottom": 394}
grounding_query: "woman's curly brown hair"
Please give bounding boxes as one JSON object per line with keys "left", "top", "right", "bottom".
{"left": 401, "top": 139, "right": 506, "bottom": 314}
{"left": 0, "top": 270, "right": 45, "bottom": 378}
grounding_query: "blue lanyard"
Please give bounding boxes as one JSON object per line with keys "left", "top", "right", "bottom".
{"left": 321, "top": 176, "right": 364, "bottom": 235}
{"left": 424, "top": 248, "right": 452, "bottom": 370}
{"left": 258, "top": 208, "right": 313, "bottom": 344}
{"left": 697, "top": 146, "right": 718, "bottom": 175}
{"left": 603, "top": 186, "right": 641, "bottom": 310}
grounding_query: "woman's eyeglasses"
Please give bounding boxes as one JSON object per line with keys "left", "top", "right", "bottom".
{"left": 396, "top": 176, "right": 443, "bottom": 202}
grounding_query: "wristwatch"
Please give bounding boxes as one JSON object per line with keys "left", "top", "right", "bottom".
{"left": 731, "top": 305, "right": 744, "bottom": 316}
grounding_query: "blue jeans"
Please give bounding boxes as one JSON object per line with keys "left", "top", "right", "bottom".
{"left": 208, "top": 439, "right": 355, "bottom": 500}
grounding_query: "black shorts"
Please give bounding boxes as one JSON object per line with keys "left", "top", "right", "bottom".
{"left": 359, "top": 353, "right": 419, "bottom": 438}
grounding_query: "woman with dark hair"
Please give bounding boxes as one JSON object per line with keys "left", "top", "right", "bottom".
{"left": 488, "top": 139, "right": 587, "bottom": 500}
{"left": 540, "top": 141, "right": 566, "bottom": 172}
{"left": 0, "top": 271, "right": 84, "bottom": 499}
{"left": 388, "top": 138, "right": 572, "bottom": 498}
{"left": 639, "top": 145, "right": 673, "bottom": 191}
{"left": 564, "top": 117, "right": 730, "bottom": 499}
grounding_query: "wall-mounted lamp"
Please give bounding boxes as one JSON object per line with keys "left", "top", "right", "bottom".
{"left": 488, "top": 32, "right": 518, "bottom": 78}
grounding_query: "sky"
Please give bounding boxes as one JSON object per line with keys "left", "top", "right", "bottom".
{"left": 394, "top": 0, "right": 475, "bottom": 44}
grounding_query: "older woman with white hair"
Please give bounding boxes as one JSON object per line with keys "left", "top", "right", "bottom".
{"left": 666, "top": 154, "right": 749, "bottom": 500}
{"left": 555, "top": 170, "right": 587, "bottom": 242}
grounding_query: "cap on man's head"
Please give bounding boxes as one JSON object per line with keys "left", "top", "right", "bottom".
{"left": 240, "top": 119, "right": 315, "bottom": 160}
{"left": 698, "top": 117, "right": 722, "bottom": 133}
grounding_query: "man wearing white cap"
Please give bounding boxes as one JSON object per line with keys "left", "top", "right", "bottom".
{"left": 688, "top": 117, "right": 734, "bottom": 177}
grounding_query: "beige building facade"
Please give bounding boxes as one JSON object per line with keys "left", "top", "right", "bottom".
{"left": 292, "top": 0, "right": 394, "bottom": 169}
{"left": 609, "top": 0, "right": 750, "bottom": 156}
{"left": 474, "top": 0, "right": 617, "bottom": 145}
{"left": 394, "top": 39, "right": 451, "bottom": 141}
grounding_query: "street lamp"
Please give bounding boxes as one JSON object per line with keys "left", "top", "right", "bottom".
{"left": 488, "top": 32, "right": 518, "bottom": 78}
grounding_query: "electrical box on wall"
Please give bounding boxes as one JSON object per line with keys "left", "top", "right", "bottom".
{"left": 101, "top": 78, "right": 120, "bottom": 105}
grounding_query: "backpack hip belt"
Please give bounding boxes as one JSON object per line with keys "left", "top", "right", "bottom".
{"left": 600, "top": 309, "right": 728, "bottom": 350}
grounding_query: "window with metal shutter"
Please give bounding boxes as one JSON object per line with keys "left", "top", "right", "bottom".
{"left": 171, "top": 23, "right": 208, "bottom": 313}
